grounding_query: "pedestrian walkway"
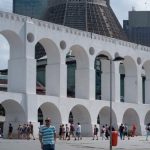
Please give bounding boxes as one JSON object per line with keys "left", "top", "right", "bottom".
{"left": 0, "top": 136, "right": 150, "bottom": 150}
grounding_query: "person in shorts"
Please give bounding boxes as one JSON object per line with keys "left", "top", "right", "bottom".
{"left": 75, "top": 122, "right": 82, "bottom": 140}
{"left": 93, "top": 124, "right": 99, "bottom": 140}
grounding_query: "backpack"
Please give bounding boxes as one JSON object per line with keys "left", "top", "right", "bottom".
{"left": 96, "top": 127, "right": 99, "bottom": 132}
{"left": 101, "top": 128, "right": 104, "bottom": 133}
{"left": 70, "top": 125, "right": 75, "bottom": 131}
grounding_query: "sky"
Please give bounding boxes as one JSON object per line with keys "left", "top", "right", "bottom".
{"left": 0, "top": 0, "right": 150, "bottom": 69}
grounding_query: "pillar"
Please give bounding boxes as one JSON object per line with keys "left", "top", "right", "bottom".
{"left": 112, "top": 62, "right": 121, "bottom": 102}
{"left": 8, "top": 58, "right": 36, "bottom": 94}
{"left": 75, "top": 68, "right": 95, "bottom": 100}
{"left": 8, "top": 18, "right": 36, "bottom": 94}
{"left": 101, "top": 60, "right": 110, "bottom": 101}
{"left": 124, "top": 75, "right": 137, "bottom": 103}
{"left": 46, "top": 63, "right": 67, "bottom": 97}
{"left": 25, "top": 94, "right": 40, "bottom": 138}
{"left": 137, "top": 68, "right": 143, "bottom": 104}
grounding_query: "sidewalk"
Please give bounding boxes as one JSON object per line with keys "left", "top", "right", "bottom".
{"left": 0, "top": 136, "right": 150, "bottom": 150}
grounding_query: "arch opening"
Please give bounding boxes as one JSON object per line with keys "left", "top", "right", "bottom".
{"left": 94, "top": 52, "right": 113, "bottom": 101}
{"left": 142, "top": 61, "right": 150, "bottom": 104}
{"left": 38, "top": 102, "right": 62, "bottom": 134}
{"left": 35, "top": 38, "right": 60, "bottom": 96}
{"left": 144, "top": 111, "right": 150, "bottom": 126}
{"left": 69, "top": 105, "right": 92, "bottom": 136}
{"left": 66, "top": 45, "right": 89, "bottom": 99}
{"left": 1, "top": 100, "right": 26, "bottom": 138}
{"left": 122, "top": 108, "right": 141, "bottom": 135}
{"left": 98, "top": 106, "right": 118, "bottom": 130}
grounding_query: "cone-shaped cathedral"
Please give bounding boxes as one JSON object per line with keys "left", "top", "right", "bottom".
{"left": 45, "top": 0, "right": 127, "bottom": 41}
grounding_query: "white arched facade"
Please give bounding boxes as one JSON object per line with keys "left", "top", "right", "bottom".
{"left": 0, "top": 11, "right": 150, "bottom": 137}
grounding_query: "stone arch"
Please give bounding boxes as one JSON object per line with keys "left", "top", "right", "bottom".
{"left": 66, "top": 45, "right": 90, "bottom": 99}
{"left": 0, "top": 30, "right": 24, "bottom": 93}
{"left": 144, "top": 110, "right": 150, "bottom": 125}
{"left": 0, "top": 30, "right": 32, "bottom": 94}
{"left": 70, "top": 45, "right": 89, "bottom": 69}
{"left": 36, "top": 38, "right": 62, "bottom": 96}
{"left": 142, "top": 61, "right": 150, "bottom": 104}
{"left": 37, "top": 38, "right": 60, "bottom": 64}
{"left": 1, "top": 99, "right": 26, "bottom": 138}
{"left": 122, "top": 108, "right": 141, "bottom": 135}
{"left": 69, "top": 104, "right": 92, "bottom": 136}
{"left": 98, "top": 106, "right": 118, "bottom": 130}
{"left": 38, "top": 102, "right": 62, "bottom": 134}
{"left": 0, "top": 34, "right": 9, "bottom": 70}
{"left": 123, "top": 56, "right": 137, "bottom": 103}
{"left": 0, "top": 30, "right": 23, "bottom": 59}
{"left": 94, "top": 51, "right": 113, "bottom": 101}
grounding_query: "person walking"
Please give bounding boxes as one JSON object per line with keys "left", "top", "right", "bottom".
{"left": 146, "top": 123, "right": 150, "bottom": 141}
{"left": 0, "top": 127, "right": 2, "bottom": 138}
{"left": 101, "top": 125, "right": 106, "bottom": 140}
{"left": 69, "top": 123, "right": 75, "bottom": 139}
{"left": 29, "top": 122, "right": 35, "bottom": 140}
{"left": 39, "top": 117, "right": 56, "bottom": 150}
{"left": 119, "top": 124, "right": 124, "bottom": 140}
{"left": 75, "top": 122, "right": 82, "bottom": 140}
{"left": 8, "top": 123, "right": 13, "bottom": 139}
{"left": 65, "top": 124, "right": 70, "bottom": 140}
{"left": 131, "top": 124, "right": 136, "bottom": 137}
{"left": 93, "top": 125, "right": 99, "bottom": 140}
{"left": 105, "top": 124, "right": 109, "bottom": 140}
{"left": 59, "top": 124, "right": 62, "bottom": 140}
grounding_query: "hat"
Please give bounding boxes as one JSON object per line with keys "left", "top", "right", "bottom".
{"left": 45, "top": 117, "right": 51, "bottom": 121}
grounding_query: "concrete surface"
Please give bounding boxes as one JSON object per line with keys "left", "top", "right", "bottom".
{"left": 0, "top": 136, "right": 150, "bottom": 150}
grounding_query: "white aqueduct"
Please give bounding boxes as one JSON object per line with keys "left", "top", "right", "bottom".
{"left": 0, "top": 11, "right": 150, "bottom": 137}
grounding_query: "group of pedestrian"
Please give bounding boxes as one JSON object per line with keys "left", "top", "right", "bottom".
{"left": 58, "top": 122, "right": 82, "bottom": 141}
{"left": 32, "top": 116, "right": 150, "bottom": 150}
{"left": 100, "top": 124, "right": 115, "bottom": 140}
{"left": 119, "top": 123, "right": 137, "bottom": 140}
{"left": 7, "top": 122, "right": 35, "bottom": 140}
{"left": 17, "top": 122, "right": 35, "bottom": 140}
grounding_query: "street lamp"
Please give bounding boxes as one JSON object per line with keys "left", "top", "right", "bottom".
{"left": 98, "top": 54, "right": 124, "bottom": 150}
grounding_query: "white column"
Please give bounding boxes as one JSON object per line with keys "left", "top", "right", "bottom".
{"left": 8, "top": 58, "right": 36, "bottom": 94}
{"left": 101, "top": 60, "right": 120, "bottom": 102}
{"left": 137, "top": 68, "right": 143, "bottom": 104}
{"left": 124, "top": 75, "right": 137, "bottom": 103}
{"left": 8, "top": 19, "right": 36, "bottom": 94}
{"left": 25, "top": 94, "right": 40, "bottom": 138}
{"left": 101, "top": 60, "right": 110, "bottom": 101}
{"left": 75, "top": 68, "right": 95, "bottom": 100}
{"left": 46, "top": 63, "right": 67, "bottom": 97}
{"left": 112, "top": 62, "right": 121, "bottom": 102}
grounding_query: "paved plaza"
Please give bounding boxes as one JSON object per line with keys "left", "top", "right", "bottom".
{"left": 0, "top": 136, "right": 150, "bottom": 150}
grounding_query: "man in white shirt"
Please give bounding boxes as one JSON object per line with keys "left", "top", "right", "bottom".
{"left": 75, "top": 122, "right": 82, "bottom": 140}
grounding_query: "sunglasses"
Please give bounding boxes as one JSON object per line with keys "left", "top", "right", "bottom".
{"left": 45, "top": 120, "right": 50, "bottom": 122}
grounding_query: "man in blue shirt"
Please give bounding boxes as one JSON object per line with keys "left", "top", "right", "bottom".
{"left": 39, "top": 117, "right": 56, "bottom": 150}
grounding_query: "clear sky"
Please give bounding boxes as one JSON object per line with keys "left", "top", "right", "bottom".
{"left": 0, "top": 0, "right": 150, "bottom": 69}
